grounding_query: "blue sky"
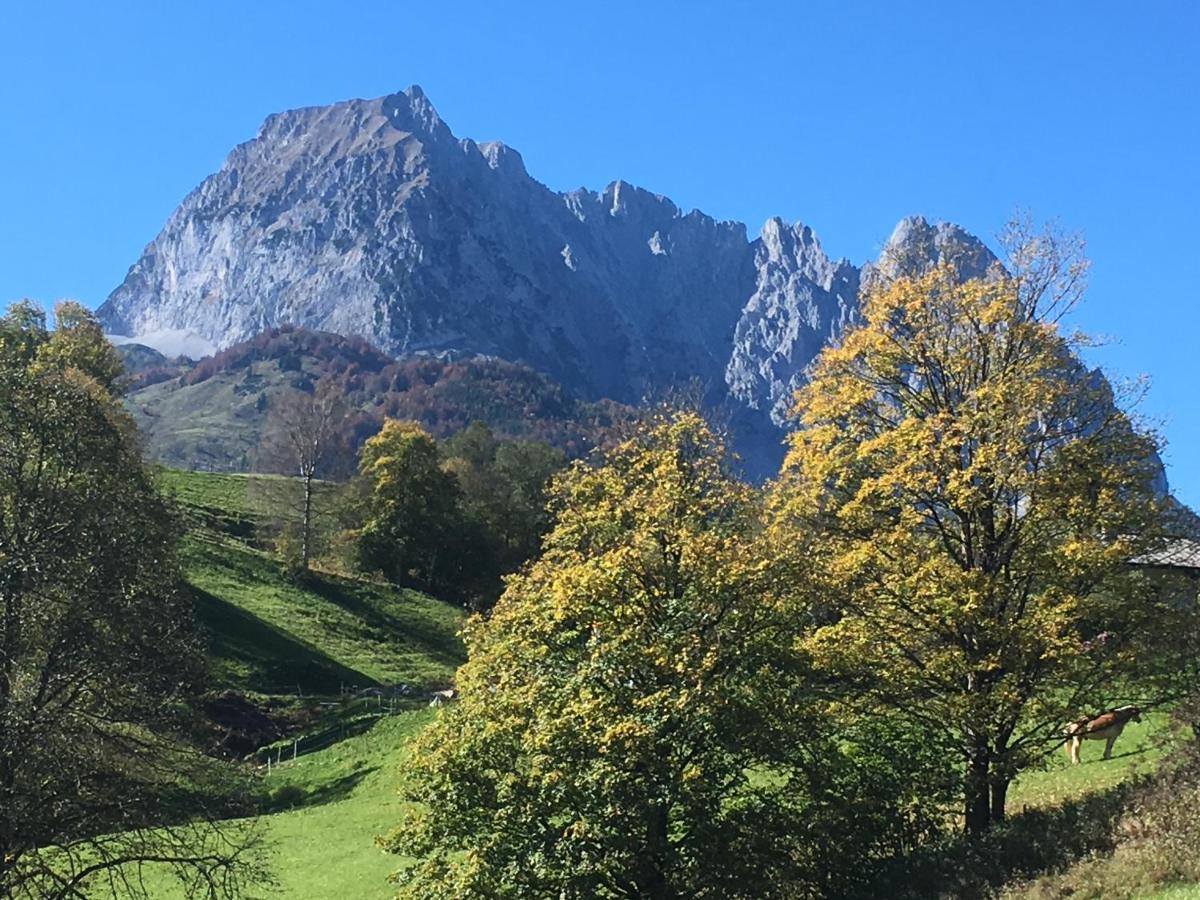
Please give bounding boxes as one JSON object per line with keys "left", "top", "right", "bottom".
{"left": 2, "top": 1, "right": 1197, "bottom": 504}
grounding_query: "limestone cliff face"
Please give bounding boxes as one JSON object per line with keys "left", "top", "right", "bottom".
{"left": 99, "top": 87, "right": 757, "bottom": 404}
{"left": 94, "top": 87, "right": 1010, "bottom": 468}
{"left": 724, "top": 218, "right": 861, "bottom": 426}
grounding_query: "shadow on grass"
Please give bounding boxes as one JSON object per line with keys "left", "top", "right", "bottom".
{"left": 267, "top": 767, "right": 379, "bottom": 812}
{"left": 855, "top": 784, "right": 1138, "bottom": 900}
{"left": 292, "top": 711, "right": 392, "bottom": 759}
{"left": 193, "top": 585, "right": 378, "bottom": 694}
{"left": 305, "top": 766, "right": 379, "bottom": 807}
{"left": 1104, "top": 746, "right": 1153, "bottom": 763}
{"left": 303, "top": 573, "right": 465, "bottom": 667}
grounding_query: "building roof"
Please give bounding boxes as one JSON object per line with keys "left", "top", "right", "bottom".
{"left": 1132, "top": 537, "right": 1200, "bottom": 571}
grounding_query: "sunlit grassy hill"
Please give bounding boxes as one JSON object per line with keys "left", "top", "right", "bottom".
{"left": 159, "top": 468, "right": 466, "bottom": 696}
{"left": 124, "top": 469, "right": 467, "bottom": 897}
{"left": 141, "top": 468, "right": 1197, "bottom": 899}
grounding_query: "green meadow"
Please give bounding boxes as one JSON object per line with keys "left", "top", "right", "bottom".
{"left": 131, "top": 470, "right": 1197, "bottom": 899}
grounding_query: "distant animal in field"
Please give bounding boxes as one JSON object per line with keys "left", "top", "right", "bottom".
{"left": 428, "top": 688, "right": 458, "bottom": 708}
{"left": 1063, "top": 705, "right": 1141, "bottom": 764}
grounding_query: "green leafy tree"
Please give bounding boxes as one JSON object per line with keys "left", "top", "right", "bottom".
{"left": 0, "top": 302, "right": 262, "bottom": 898}
{"left": 380, "top": 412, "right": 913, "bottom": 899}
{"left": 772, "top": 228, "right": 1169, "bottom": 835}
{"left": 442, "top": 421, "right": 565, "bottom": 605}
{"left": 490, "top": 438, "right": 565, "bottom": 560}
{"left": 355, "top": 419, "right": 466, "bottom": 594}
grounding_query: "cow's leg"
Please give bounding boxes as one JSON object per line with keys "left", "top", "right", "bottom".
{"left": 1071, "top": 737, "right": 1081, "bottom": 765}
{"left": 1104, "top": 734, "right": 1116, "bottom": 760}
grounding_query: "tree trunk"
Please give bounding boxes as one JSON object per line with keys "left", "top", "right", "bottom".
{"left": 990, "top": 727, "right": 1015, "bottom": 824}
{"left": 964, "top": 738, "right": 991, "bottom": 837}
{"left": 639, "top": 802, "right": 671, "bottom": 899}
{"left": 990, "top": 776, "right": 1010, "bottom": 823}
{"left": 301, "top": 473, "right": 313, "bottom": 570}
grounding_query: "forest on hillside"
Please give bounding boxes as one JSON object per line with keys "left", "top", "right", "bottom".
{"left": 121, "top": 326, "right": 638, "bottom": 475}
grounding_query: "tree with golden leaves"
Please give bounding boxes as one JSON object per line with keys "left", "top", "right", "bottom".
{"left": 382, "top": 412, "right": 945, "bottom": 898}
{"left": 772, "top": 230, "right": 1168, "bottom": 835}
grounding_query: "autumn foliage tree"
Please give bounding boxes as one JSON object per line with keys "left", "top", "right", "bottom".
{"left": 382, "top": 414, "right": 808, "bottom": 897}
{"left": 772, "top": 229, "right": 1169, "bottom": 835}
{"left": 382, "top": 411, "right": 958, "bottom": 897}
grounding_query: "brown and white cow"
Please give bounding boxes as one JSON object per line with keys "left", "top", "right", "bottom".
{"left": 1063, "top": 705, "right": 1142, "bottom": 765}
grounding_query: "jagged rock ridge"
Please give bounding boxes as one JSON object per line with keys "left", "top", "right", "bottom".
{"left": 97, "top": 86, "right": 998, "bottom": 470}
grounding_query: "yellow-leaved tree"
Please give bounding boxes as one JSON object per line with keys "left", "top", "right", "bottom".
{"left": 772, "top": 227, "right": 1169, "bottom": 835}
{"left": 381, "top": 412, "right": 948, "bottom": 898}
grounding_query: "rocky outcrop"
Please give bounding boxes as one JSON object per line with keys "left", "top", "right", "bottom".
{"left": 92, "top": 87, "right": 1059, "bottom": 473}
{"left": 99, "top": 87, "right": 754, "bottom": 406}
{"left": 724, "top": 219, "right": 860, "bottom": 426}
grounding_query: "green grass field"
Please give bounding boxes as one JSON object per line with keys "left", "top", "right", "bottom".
{"left": 254, "top": 711, "right": 432, "bottom": 899}
{"left": 159, "top": 467, "right": 465, "bottom": 695}
{"left": 158, "top": 467, "right": 265, "bottom": 517}
{"left": 189, "top": 537, "right": 463, "bottom": 694}
{"left": 1000, "top": 713, "right": 1199, "bottom": 899}
{"left": 129, "top": 470, "right": 467, "bottom": 896}
{"left": 125, "top": 711, "right": 433, "bottom": 900}
{"left": 133, "top": 470, "right": 1197, "bottom": 898}
{"left": 1009, "top": 711, "right": 1175, "bottom": 812}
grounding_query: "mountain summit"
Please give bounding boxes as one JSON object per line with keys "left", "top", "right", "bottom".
{"left": 98, "top": 86, "right": 992, "bottom": 467}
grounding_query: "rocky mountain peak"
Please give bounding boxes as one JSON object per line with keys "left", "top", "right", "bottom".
{"left": 95, "top": 87, "right": 1035, "bottom": 475}
{"left": 872, "top": 215, "right": 998, "bottom": 282}
{"left": 382, "top": 85, "right": 449, "bottom": 140}
{"left": 725, "top": 217, "right": 861, "bottom": 427}
{"left": 475, "top": 140, "right": 527, "bottom": 175}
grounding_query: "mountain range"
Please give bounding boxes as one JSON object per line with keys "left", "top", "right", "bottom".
{"left": 96, "top": 86, "right": 1041, "bottom": 474}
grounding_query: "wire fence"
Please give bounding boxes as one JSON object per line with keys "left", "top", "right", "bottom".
{"left": 253, "top": 689, "right": 441, "bottom": 771}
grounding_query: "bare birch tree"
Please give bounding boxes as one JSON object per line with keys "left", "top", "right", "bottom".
{"left": 255, "top": 378, "right": 347, "bottom": 571}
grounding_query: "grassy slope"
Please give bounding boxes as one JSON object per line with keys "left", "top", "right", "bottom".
{"left": 999, "top": 713, "right": 1200, "bottom": 900}
{"left": 159, "top": 468, "right": 267, "bottom": 514}
{"left": 189, "top": 538, "right": 463, "bottom": 694}
{"left": 255, "top": 712, "right": 433, "bottom": 899}
{"left": 161, "top": 467, "right": 464, "bottom": 695}
{"left": 122, "top": 469, "right": 468, "bottom": 897}
{"left": 1008, "top": 711, "right": 1173, "bottom": 812}
{"left": 135, "top": 366, "right": 280, "bottom": 470}
{"left": 130, "top": 711, "right": 432, "bottom": 900}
